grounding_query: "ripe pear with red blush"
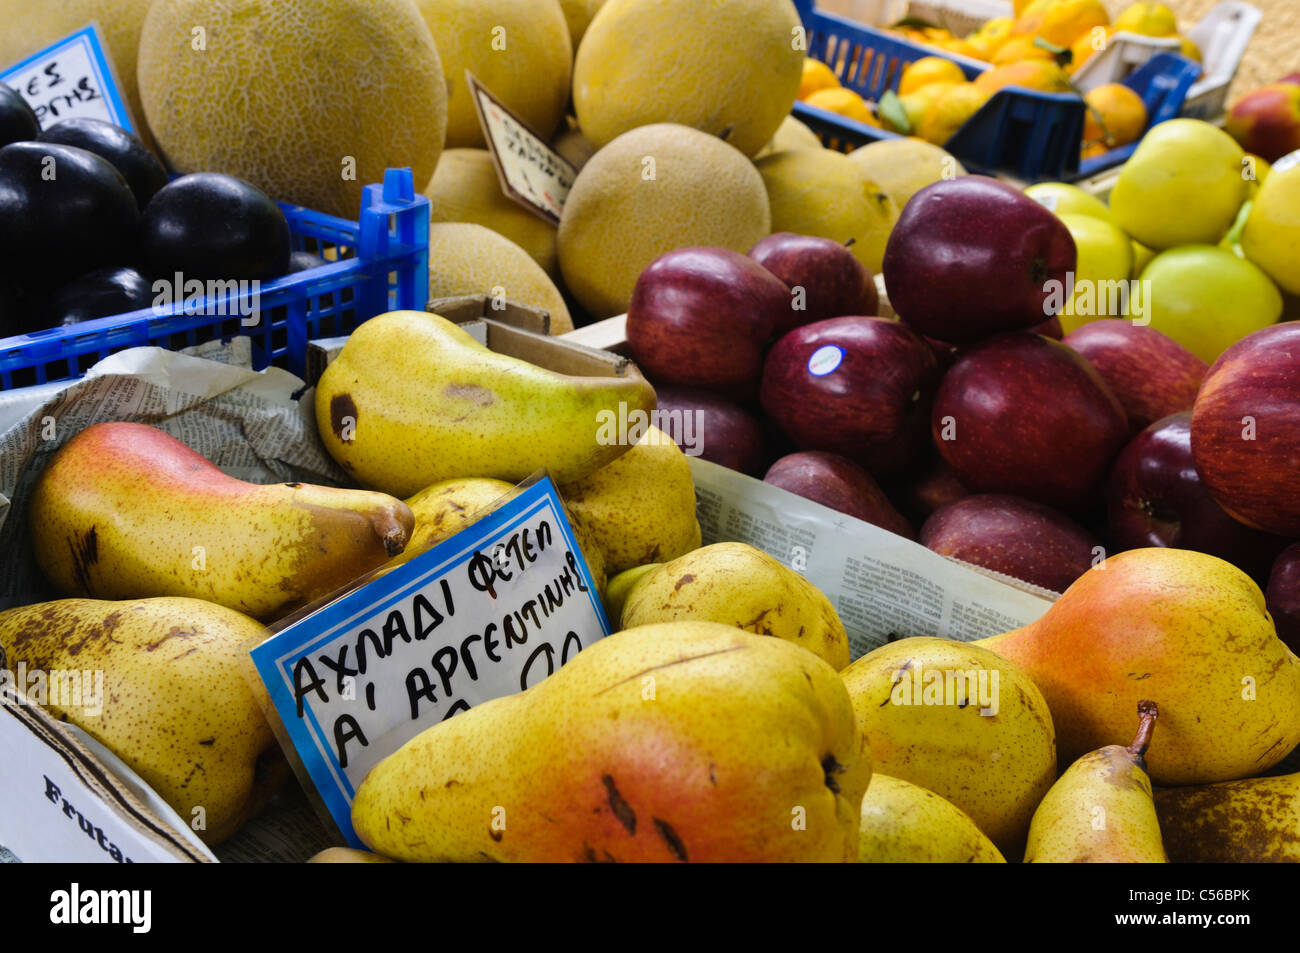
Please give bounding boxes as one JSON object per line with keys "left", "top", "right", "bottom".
{"left": 975, "top": 548, "right": 1300, "bottom": 786}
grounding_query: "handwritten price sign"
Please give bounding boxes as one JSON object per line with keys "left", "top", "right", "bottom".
{"left": 249, "top": 475, "right": 610, "bottom": 845}
{"left": 1, "top": 25, "right": 135, "bottom": 132}
{"left": 467, "top": 72, "right": 577, "bottom": 225}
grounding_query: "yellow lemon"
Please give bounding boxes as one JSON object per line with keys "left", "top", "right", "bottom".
{"left": 900, "top": 56, "right": 967, "bottom": 95}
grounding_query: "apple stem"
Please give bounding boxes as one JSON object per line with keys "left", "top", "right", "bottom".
{"left": 843, "top": 237, "right": 857, "bottom": 249}
{"left": 1127, "top": 700, "right": 1158, "bottom": 761}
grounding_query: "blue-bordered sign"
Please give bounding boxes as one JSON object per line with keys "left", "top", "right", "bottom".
{"left": 1, "top": 25, "right": 135, "bottom": 132}
{"left": 249, "top": 475, "right": 611, "bottom": 846}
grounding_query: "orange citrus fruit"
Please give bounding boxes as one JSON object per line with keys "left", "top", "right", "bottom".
{"left": 1083, "top": 82, "right": 1148, "bottom": 147}
{"left": 800, "top": 58, "right": 841, "bottom": 100}
{"left": 900, "top": 56, "right": 967, "bottom": 95}
{"left": 975, "top": 60, "right": 1075, "bottom": 95}
{"left": 804, "top": 87, "right": 880, "bottom": 126}
{"left": 918, "top": 83, "right": 990, "bottom": 145}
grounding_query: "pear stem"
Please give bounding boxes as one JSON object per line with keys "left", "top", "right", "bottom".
{"left": 1127, "top": 700, "right": 1159, "bottom": 761}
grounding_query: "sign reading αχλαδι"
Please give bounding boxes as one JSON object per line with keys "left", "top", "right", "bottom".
{"left": 249, "top": 474, "right": 610, "bottom": 846}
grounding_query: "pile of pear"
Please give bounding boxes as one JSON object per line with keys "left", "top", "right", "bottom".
{"left": 1, "top": 309, "right": 703, "bottom": 846}
{"left": 334, "top": 544, "right": 1300, "bottom": 863}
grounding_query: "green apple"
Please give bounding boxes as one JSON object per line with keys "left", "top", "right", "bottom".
{"left": 1241, "top": 163, "right": 1300, "bottom": 296}
{"left": 1138, "top": 245, "right": 1282, "bottom": 363}
{"left": 1110, "top": 119, "right": 1250, "bottom": 250}
{"left": 1130, "top": 240, "right": 1156, "bottom": 278}
{"left": 1056, "top": 212, "right": 1134, "bottom": 334}
{"left": 1024, "top": 182, "right": 1116, "bottom": 225}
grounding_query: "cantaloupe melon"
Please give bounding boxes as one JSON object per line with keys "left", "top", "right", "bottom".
{"left": 755, "top": 116, "right": 824, "bottom": 158}
{"left": 557, "top": 123, "right": 771, "bottom": 319}
{"left": 848, "top": 138, "right": 966, "bottom": 212}
{"left": 552, "top": 120, "right": 596, "bottom": 171}
{"left": 572, "top": 0, "right": 804, "bottom": 158}
{"left": 428, "top": 222, "right": 574, "bottom": 333}
{"left": 0, "top": 0, "right": 155, "bottom": 148}
{"left": 137, "top": 0, "right": 447, "bottom": 218}
{"left": 415, "top": 0, "right": 572, "bottom": 150}
{"left": 426, "top": 149, "right": 559, "bottom": 277}
{"left": 756, "top": 149, "right": 898, "bottom": 274}
{"left": 560, "top": 0, "right": 608, "bottom": 49}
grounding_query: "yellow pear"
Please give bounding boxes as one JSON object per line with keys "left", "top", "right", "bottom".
{"left": 857, "top": 774, "right": 1006, "bottom": 863}
{"left": 976, "top": 548, "right": 1300, "bottom": 785}
{"left": 30, "top": 422, "right": 412, "bottom": 623}
{"left": 619, "top": 542, "right": 849, "bottom": 670}
{"left": 602, "top": 563, "right": 661, "bottom": 623}
{"left": 306, "top": 847, "right": 394, "bottom": 863}
{"left": 315, "top": 310, "right": 657, "bottom": 498}
{"left": 559, "top": 425, "right": 700, "bottom": 575}
{"left": 1025, "top": 701, "right": 1168, "bottom": 862}
{"left": 0, "top": 597, "right": 280, "bottom": 845}
{"left": 351, "top": 622, "right": 871, "bottom": 862}
{"left": 841, "top": 637, "right": 1056, "bottom": 856}
{"left": 389, "top": 477, "right": 516, "bottom": 568}
{"left": 1155, "top": 772, "right": 1300, "bottom": 862}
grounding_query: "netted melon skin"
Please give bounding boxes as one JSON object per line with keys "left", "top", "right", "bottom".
{"left": 573, "top": 0, "right": 804, "bottom": 159}
{"left": 428, "top": 222, "right": 574, "bottom": 333}
{"left": 425, "top": 149, "right": 559, "bottom": 277}
{"left": 557, "top": 123, "right": 772, "bottom": 319}
{"left": 416, "top": 0, "right": 573, "bottom": 150}
{"left": 137, "top": 0, "right": 447, "bottom": 218}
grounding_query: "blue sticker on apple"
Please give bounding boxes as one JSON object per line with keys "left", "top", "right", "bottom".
{"left": 808, "top": 345, "right": 844, "bottom": 377}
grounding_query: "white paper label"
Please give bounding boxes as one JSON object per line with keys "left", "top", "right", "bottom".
{"left": 250, "top": 476, "right": 610, "bottom": 846}
{"left": 1, "top": 25, "right": 135, "bottom": 132}
{"left": 808, "top": 345, "right": 845, "bottom": 376}
{"left": 467, "top": 71, "right": 577, "bottom": 224}
{"left": 0, "top": 692, "right": 187, "bottom": 863}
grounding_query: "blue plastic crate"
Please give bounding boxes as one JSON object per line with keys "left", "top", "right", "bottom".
{"left": 0, "top": 167, "right": 431, "bottom": 390}
{"left": 790, "top": 0, "right": 1201, "bottom": 182}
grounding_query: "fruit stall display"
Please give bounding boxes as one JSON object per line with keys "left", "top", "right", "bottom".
{"left": 0, "top": 0, "right": 1298, "bottom": 872}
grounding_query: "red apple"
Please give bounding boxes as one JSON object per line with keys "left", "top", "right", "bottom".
{"left": 1225, "top": 83, "right": 1300, "bottom": 162}
{"left": 1266, "top": 543, "right": 1300, "bottom": 655}
{"left": 1033, "top": 316, "right": 1064, "bottom": 340}
{"left": 652, "top": 384, "right": 768, "bottom": 476}
{"left": 1106, "top": 411, "right": 1289, "bottom": 582}
{"left": 625, "top": 246, "right": 789, "bottom": 395}
{"left": 882, "top": 176, "right": 1077, "bottom": 346}
{"left": 931, "top": 332, "right": 1128, "bottom": 511}
{"left": 892, "top": 456, "right": 972, "bottom": 524}
{"left": 1191, "top": 323, "right": 1300, "bottom": 536}
{"left": 748, "top": 232, "right": 879, "bottom": 334}
{"left": 764, "top": 451, "right": 914, "bottom": 538}
{"left": 921, "top": 494, "right": 1100, "bottom": 593}
{"left": 760, "top": 316, "right": 940, "bottom": 474}
{"left": 1063, "top": 319, "right": 1208, "bottom": 434}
